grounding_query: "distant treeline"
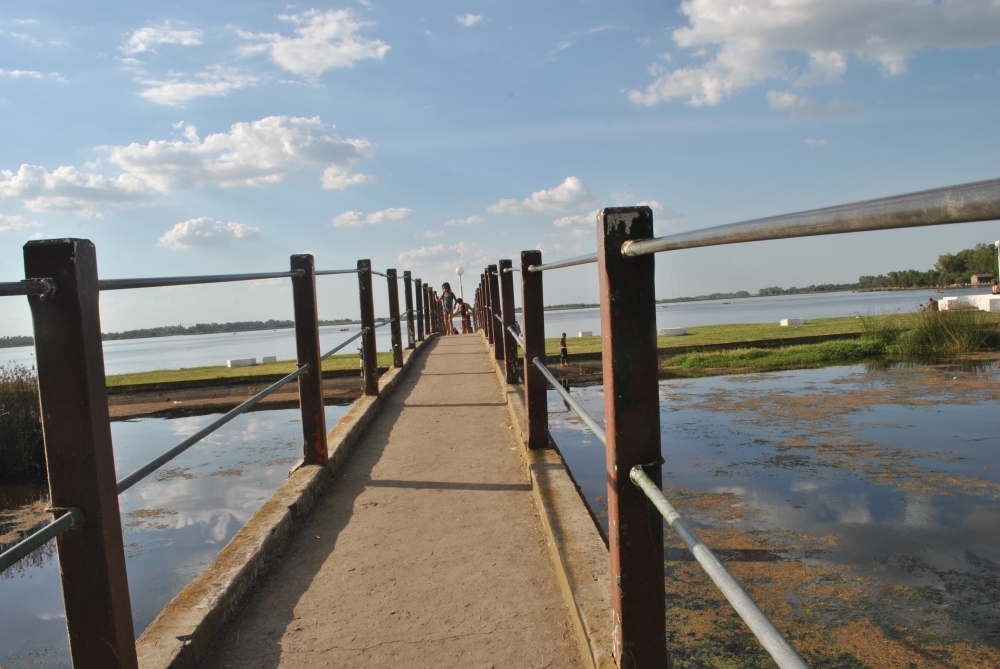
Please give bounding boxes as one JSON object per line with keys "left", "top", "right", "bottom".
{"left": 659, "top": 291, "right": 752, "bottom": 304}
{"left": 859, "top": 242, "right": 997, "bottom": 289}
{"left": 101, "top": 319, "right": 357, "bottom": 341}
{"left": 0, "top": 336, "right": 33, "bottom": 349}
{"left": 757, "top": 283, "right": 859, "bottom": 296}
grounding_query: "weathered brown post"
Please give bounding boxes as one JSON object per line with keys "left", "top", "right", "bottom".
{"left": 487, "top": 265, "right": 503, "bottom": 361}
{"left": 403, "top": 271, "right": 415, "bottom": 349}
{"left": 386, "top": 269, "right": 403, "bottom": 368}
{"left": 597, "top": 206, "right": 667, "bottom": 668}
{"left": 483, "top": 271, "right": 494, "bottom": 345}
{"left": 23, "top": 239, "right": 138, "bottom": 669}
{"left": 520, "top": 250, "right": 548, "bottom": 449}
{"left": 291, "top": 254, "right": 328, "bottom": 465}
{"left": 475, "top": 286, "right": 482, "bottom": 332}
{"left": 357, "top": 259, "right": 379, "bottom": 395}
{"left": 425, "top": 286, "right": 433, "bottom": 334}
{"left": 414, "top": 278, "right": 424, "bottom": 341}
{"left": 498, "top": 259, "right": 518, "bottom": 383}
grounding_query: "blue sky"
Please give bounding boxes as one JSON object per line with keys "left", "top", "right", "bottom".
{"left": 2, "top": 0, "right": 1000, "bottom": 336}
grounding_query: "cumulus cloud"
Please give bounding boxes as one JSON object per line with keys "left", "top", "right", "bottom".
{"left": 804, "top": 138, "right": 830, "bottom": 147}
{"left": 553, "top": 201, "right": 682, "bottom": 237}
{"left": 766, "top": 90, "right": 863, "bottom": 117}
{"left": 0, "top": 69, "right": 43, "bottom": 79}
{"left": 0, "top": 165, "right": 151, "bottom": 215}
{"left": 456, "top": 14, "right": 482, "bottom": 26}
{"left": 241, "top": 9, "right": 389, "bottom": 77}
{"left": 157, "top": 218, "right": 260, "bottom": 249}
{"left": 122, "top": 23, "right": 202, "bottom": 55}
{"left": 0, "top": 213, "right": 38, "bottom": 232}
{"left": 443, "top": 215, "right": 483, "bottom": 226}
{"left": 488, "top": 177, "right": 597, "bottom": 215}
{"left": 331, "top": 207, "right": 412, "bottom": 227}
{"left": 0, "top": 116, "right": 375, "bottom": 214}
{"left": 416, "top": 230, "right": 444, "bottom": 238}
{"left": 107, "top": 116, "right": 374, "bottom": 192}
{"left": 398, "top": 241, "right": 490, "bottom": 269}
{"left": 629, "top": 0, "right": 1000, "bottom": 106}
{"left": 138, "top": 67, "right": 257, "bottom": 106}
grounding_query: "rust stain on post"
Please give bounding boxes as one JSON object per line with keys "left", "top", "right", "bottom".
{"left": 596, "top": 206, "right": 667, "bottom": 669}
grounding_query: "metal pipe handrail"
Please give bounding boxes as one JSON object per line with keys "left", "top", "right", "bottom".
{"left": 99, "top": 270, "right": 305, "bottom": 291}
{"left": 503, "top": 268, "right": 519, "bottom": 273}
{"left": 0, "top": 507, "right": 83, "bottom": 574}
{"left": 623, "top": 177, "right": 1000, "bottom": 257}
{"left": 526, "top": 253, "right": 598, "bottom": 273}
{"left": 320, "top": 328, "right": 368, "bottom": 361}
{"left": 630, "top": 467, "right": 810, "bottom": 669}
{"left": 371, "top": 271, "right": 389, "bottom": 278}
{"left": 0, "top": 278, "right": 56, "bottom": 297}
{"left": 507, "top": 326, "right": 524, "bottom": 349}
{"left": 116, "top": 364, "right": 310, "bottom": 493}
{"left": 316, "top": 269, "right": 360, "bottom": 276}
{"left": 532, "top": 357, "right": 607, "bottom": 442}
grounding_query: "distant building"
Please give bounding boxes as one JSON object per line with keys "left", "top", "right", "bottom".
{"left": 971, "top": 274, "right": 993, "bottom": 285}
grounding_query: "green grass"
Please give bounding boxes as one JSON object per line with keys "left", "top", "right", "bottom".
{"left": 106, "top": 351, "right": 395, "bottom": 387}
{"left": 543, "top": 316, "right": 865, "bottom": 357}
{"left": 661, "top": 339, "right": 888, "bottom": 377}
{"left": 0, "top": 363, "right": 45, "bottom": 482}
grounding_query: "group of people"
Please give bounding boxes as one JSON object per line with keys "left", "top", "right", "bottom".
{"left": 439, "top": 282, "right": 474, "bottom": 335}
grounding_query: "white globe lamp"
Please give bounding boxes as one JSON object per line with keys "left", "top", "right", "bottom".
{"left": 455, "top": 266, "right": 465, "bottom": 300}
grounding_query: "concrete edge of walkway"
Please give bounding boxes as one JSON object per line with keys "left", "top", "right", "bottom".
{"left": 136, "top": 334, "right": 439, "bottom": 669}
{"left": 485, "top": 335, "right": 617, "bottom": 669}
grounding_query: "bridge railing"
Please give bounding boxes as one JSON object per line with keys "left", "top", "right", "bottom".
{"left": 473, "top": 177, "right": 1000, "bottom": 668}
{"left": 0, "top": 241, "right": 438, "bottom": 668}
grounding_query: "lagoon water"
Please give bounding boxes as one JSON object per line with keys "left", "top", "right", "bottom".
{"left": 2, "top": 288, "right": 990, "bottom": 375}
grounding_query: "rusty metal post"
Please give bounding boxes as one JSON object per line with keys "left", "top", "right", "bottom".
{"left": 425, "top": 286, "right": 433, "bottom": 334}
{"left": 357, "top": 259, "right": 378, "bottom": 395}
{"left": 403, "top": 271, "right": 415, "bottom": 349}
{"left": 291, "top": 254, "right": 328, "bottom": 465}
{"left": 414, "top": 278, "right": 424, "bottom": 341}
{"left": 520, "top": 250, "right": 548, "bottom": 449}
{"left": 597, "top": 206, "right": 667, "bottom": 668}
{"left": 475, "top": 286, "right": 482, "bottom": 333}
{"left": 487, "top": 265, "right": 503, "bottom": 361}
{"left": 386, "top": 269, "right": 403, "bottom": 368}
{"left": 23, "top": 239, "right": 138, "bottom": 669}
{"left": 482, "top": 272, "right": 494, "bottom": 345}
{"left": 498, "top": 259, "right": 518, "bottom": 383}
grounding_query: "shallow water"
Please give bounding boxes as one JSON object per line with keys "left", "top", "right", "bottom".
{"left": 548, "top": 362, "right": 1000, "bottom": 667}
{"left": 0, "top": 404, "right": 350, "bottom": 669}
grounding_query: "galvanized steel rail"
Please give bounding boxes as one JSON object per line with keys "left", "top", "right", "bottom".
{"left": 0, "top": 508, "right": 83, "bottom": 574}
{"left": 98, "top": 270, "right": 305, "bottom": 291}
{"left": 630, "top": 467, "right": 810, "bottom": 669}
{"left": 0, "top": 278, "right": 56, "bottom": 297}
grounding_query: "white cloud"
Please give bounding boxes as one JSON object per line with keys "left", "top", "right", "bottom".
{"left": 629, "top": 0, "right": 1000, "bottom": 106}
{"left": 331, "top": 207, "right": 412, "bottom": 227}
{"left": 804, "top": 138, "right": 830, "bottom": 147}
{"left": 321, "top": 168, "right": 378, "bottom": 189}
{"left": 553, "top": 210, "right": 600, "bottom": 238}
{"left": 0, "top": 69, "right": 43, "bottom": 79}
{"left": 138, "top": 67, "right": 257, "bottom": 106}
{"left": 443, "top": 215, "right": 483, "bottom": 226}
{"left": 456, "top": 14, "right": 482, "bottom": 26}
{"left": 416, "top": 230, "right": 444, "bottom": 238}
{"left": 157, "top": 218, "right": 261, "bottom": 249}
{"left": 241, "top": 9, "right": 389, "bottom": 77}
{"left": 398, "top": 241, "right": 490, "bottom": 269}
{"left": 0, "top": 165, "right": 151, "bottom": 215}
{"left": 0, "top": 214, "right": 38, "bottom": 232}
{"left": 488, "top": 176, "right": 597, "bottom": 215}
{"left": 766, "top": 90, "right": 863, "bottom": 117}
{"left": 122, "top": 23, "right": 203, "bottom": 55}
{"left": 107, "top": 116, "right": 374, "bottom": 191}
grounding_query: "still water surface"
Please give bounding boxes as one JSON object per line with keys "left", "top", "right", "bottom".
{"left": 2, "top": 288, "right": 991, "bottom": 375}
{"left": 548, "top": 363, "right": 1000, "bottom": 666}
{"left": 0, "top": 404, "right": 349, "bottom": 669}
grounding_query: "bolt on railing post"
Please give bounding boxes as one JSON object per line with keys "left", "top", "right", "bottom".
{"left": 386, "top": 269, "right": 404, "bottom": 368}
{"left": 357, "top": 259, "right": 379, "bottom": 395}
{"left": 498, "top": 259, "right": 518, "bottom": 383}
{"left": 597, "top": 206, "right": 667, "bottom": 668}
{"left": 403, "top": 271, "right": 415, "bottom": 349}
{"left": 487, "top": 264, "right": 503, "bottom": 361}
{"left": 23, "top": 239, "right": 138, "bottom": 669}
{"left": 291, "top": 254, "right": 328, "bottom": 465}
{"left": 414, "top": 278, "right": 425, "bottom": 341}
{"left": 520, "top": 250, "right": 549, "bottom": 449}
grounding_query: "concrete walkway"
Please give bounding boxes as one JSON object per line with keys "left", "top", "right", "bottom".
{"left": 202, "top": 334, "right": 585, "bottom": 668}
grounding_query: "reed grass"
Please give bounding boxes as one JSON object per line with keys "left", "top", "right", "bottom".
{"left": 0, "top": 364, "right": 45, "bottom": 483}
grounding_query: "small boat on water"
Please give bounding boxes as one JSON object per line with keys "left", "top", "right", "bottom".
{"left": 340, "top": 327, "right": 350, "bottom": 331}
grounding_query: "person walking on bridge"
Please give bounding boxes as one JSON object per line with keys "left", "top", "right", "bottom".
{"left": 456, "top": 298, "right": 473, "bottom": 333}
{"left": 441, "top": 283, "right": 457, "bottom": 335}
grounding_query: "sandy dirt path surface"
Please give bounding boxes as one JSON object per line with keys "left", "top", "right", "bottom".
{"left": 202, "top": 334, "right": 585, "bottom": 669}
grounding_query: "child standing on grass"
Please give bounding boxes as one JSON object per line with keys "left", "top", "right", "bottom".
{"left": 559, "top": 333, "right": 568, "bottom": 367}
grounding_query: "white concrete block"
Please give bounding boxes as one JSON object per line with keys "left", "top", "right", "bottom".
{"left": 780, "top": 318, "right": 804, "bottom": 326}
{"left": 657, "top": 327, "right": 687, "bottom": 336}
{"left": 262, "top": 356, "right": 277, "bottom": 364}
{"left": 227, "top": 358, "right": 256, "bottom": 368}
{"left": 578, "top": 331, "right": 593, "bottom": 337}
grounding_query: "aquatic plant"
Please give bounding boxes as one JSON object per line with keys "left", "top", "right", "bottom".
{"left": 0, "top": 363, "right": 45, "bottom": 483}
{"left": 895, "top": 309, "right": 1000, "bottom": 356}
